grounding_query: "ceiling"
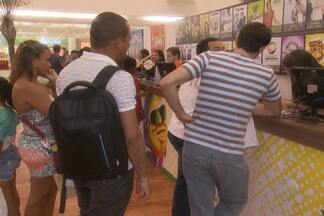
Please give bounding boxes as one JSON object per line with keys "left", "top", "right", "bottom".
{"left": 8, "top": 0, "right": 242, "bottom": 38}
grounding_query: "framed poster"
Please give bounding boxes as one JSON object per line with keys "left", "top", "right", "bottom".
{"left": 191, "top": 43, "right": 198, "bottom": 58}
{"left": 176, "top": 19, "right": 186, "bottom": 44}
{"left": 283, "top": 0, "right": 307, "bottom": 32}
{"left": 129, "top": 29, "right": 144, "bottom": 58}
{"left": 264, "top": 0, "right": 284, "bottom": 33}
{"left": 209, "top": 11, "right": 221, "bottom": 38}
{"left": 254, "top": 53, "right": 263, "bottom": 64}
{"left": 233, "top": 4, "right": 248, "bottom": 37}
{"left": 151, "top": 25, "right": 165, "bottom": 52}
{"left": 281, "top": 35, "right": 305, "bottom": 72}
{"left": 199, "top": 13, "right": 209, "bottom": 41}
{"left": 248, "top": 0, "right": 265, "bottom": 23}
{"left": 306, "top": 0, "right": 324, "bottom": 30}
{"left": 262, "top": 37, "right": 282, "bottom": 73}
{"left": 305, "top": 33, "right": 324, "bottom": 66}
{"left": 223, "top": 40, "right": 233, "bottom": 51}
{"left": 221, "top": 8, "right": 233, "bottom": 39}
{"left": 190, "top": 16, "right": 200, "bottom": 43}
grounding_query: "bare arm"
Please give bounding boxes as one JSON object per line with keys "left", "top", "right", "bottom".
{"left": 253, "top": 99, "right": 282, "bottom": 117}
{"left": 119, "top": 109, "right": 148, "bottom": 179}
{"left": 160, "top": 67, "right": 194, "bottom": 123}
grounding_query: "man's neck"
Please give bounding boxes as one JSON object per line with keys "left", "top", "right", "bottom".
{"left": 91, "top": 48, "right": 119, "bottom": 65}
{"left": 234, "top": 48, "right": 259, "bottom": 59}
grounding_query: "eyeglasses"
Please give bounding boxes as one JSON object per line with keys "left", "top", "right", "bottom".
{"left": 150, "top": 105, "right": 166, "bottom": 125}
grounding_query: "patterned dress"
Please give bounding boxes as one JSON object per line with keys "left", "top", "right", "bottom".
{"left": 18, "top": 110, "right": 56, "bottom": 178}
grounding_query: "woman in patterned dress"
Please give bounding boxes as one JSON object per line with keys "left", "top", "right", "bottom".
{"left": 10, "top": 40, "right": 58, "bottom": 216}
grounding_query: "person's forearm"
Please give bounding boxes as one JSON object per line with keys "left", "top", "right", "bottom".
{"left": 160, "top": 83, "right": 185, "bottom": 116}
{"left": 127, "top": 133, "right": 148, "bottom": 179}
{"left": 253, "top": 103, "right": 281, "bottom": 117}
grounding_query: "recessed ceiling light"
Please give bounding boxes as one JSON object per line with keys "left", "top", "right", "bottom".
{"left": 143, "top": 16, "right": 183, "bottom": 22}
{"left": 15, "top": 10, "right": 97, "bottom": 20}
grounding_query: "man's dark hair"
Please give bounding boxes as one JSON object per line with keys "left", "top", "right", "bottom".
{"left": 71, "top": 50, "right": 79, "bottom": 55}
{"left": 90, "top": 12, "right": 129, "bottom": 49}
{"left": 196, "top": 37, "right": 219, "bottom": 55}
{"left": 140, "top": 49, "right": 150, "bottom": 59}
{"left": 79, "top": 47, "right": 91, "bottom": 57}
{"left": 237, "top": 22, "right": 272, "bottom": 53}
{"left": 166, "top": 47, "right": 181, "bottom": 59}
{"left": 53, "top": 44, "right": 61, "bottom": 53}
{"left": 123, "top": 56, "right": 137, "bottom": 74}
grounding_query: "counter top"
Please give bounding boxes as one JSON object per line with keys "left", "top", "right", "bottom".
{"left": 140, "top": 81, "right": 323, "bottom": 152}
{"left": 253, "top": 116, "right": 323, "bottom": 151}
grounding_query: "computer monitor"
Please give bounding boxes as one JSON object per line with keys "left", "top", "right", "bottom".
{"left": 290, "top": 67, "right": 324, "bottom": 108}
{"left": 155, "top": 62, "right": 176, "bottom": 78}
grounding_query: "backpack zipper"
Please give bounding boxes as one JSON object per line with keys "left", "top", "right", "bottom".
{"left": 99, "top": 133, "right": 110, "bottom": 168}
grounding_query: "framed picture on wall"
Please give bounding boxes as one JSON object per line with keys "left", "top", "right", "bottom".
{"left": 223, "top": 40, "right": 233, "bottom": 51}
{"left": 190, "top": 16, "right": 200, "bottom": 43}
{"left": 306, "top": 0, "right": 324, "bottom": 30}
{"left": 262, "top": 37, "right": 282, "bottom": 73}
{"left": 264, "top": 0, "right": 284, "bottom": 34}
{"left": 176, "top": 19, "right": 186, "bottom": 44}
{"left": 199, "top": 13, "right": 210, "bottom": 41}
{"left": 248, "top": 0, "right": 265, "bottom": 23}
{"left": 233, "top": 4, "right": 248, "bottom": 38}
{"left": 283, "top": 0, "right": 307, "bottom": 32}
{"left": 209, "top": 11, "right": 221, "bottom": 38}
{"left": 305, "top": 33, "right": 324, "bottom": 66}
{"left": 220, "top": 8, "right": 233, "bottom": 39}
{"left": 281, "top": 35, "right": 305, "bottom": 72}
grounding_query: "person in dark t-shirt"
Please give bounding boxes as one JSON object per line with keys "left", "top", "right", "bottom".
{"left": 50, "top": 44, "right": 64, "bottom": 74}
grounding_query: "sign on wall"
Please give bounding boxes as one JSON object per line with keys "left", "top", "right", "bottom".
{"left": 151, "top": 25, "right": 165, "bottom": 52}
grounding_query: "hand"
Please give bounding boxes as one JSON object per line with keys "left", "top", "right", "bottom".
{"left": 47, "top": 69, "right": 58, "bottom": 82}
{"left": 136, "top": 177, "right": 151, "bottom": 201}
{"left": 176, "top": 112, "right": 194, "bottom": 125}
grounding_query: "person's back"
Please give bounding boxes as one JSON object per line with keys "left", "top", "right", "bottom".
{"left": 56, "top": 12, "right": 150, "bottom": 216}
{"left": 50, "top": 44, "right": 64, "bottom": 74}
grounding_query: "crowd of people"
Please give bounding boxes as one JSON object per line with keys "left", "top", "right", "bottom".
{"left": 0, "top": 10, "right": 322, "bottom": 216}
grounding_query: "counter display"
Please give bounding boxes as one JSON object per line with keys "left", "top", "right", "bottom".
{"left": 140, "top": 81, "right": 324, "bottom": 215}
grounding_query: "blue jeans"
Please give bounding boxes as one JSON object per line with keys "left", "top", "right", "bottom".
{"left": 182, "top": 142, "right": 249, "bottom": 216}
{"left": 168, "top": 132, "right": 191, "bottom": 216}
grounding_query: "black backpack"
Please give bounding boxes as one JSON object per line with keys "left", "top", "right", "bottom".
{"left": 49, "top": 66, "right": 129, "bottom": 212}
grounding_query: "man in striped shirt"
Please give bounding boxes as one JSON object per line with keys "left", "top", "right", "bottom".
{"left": 161, "top": 23, "right": 282, "bottom": 216}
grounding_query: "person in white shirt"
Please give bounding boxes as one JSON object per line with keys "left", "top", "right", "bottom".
{"left": 56, "top": 12, "right": 150, "bottom": 216}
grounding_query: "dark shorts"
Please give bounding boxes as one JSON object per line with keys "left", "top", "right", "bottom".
{"left": 0, "top": 145, "right": 21, "bottom": 181}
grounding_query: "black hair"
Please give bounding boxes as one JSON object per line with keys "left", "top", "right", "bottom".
{"left": 0, "top": 77, "right": 12, "bottom": 107}
{"left": 153, "top": 49, "right": 165, "bottom": 62}
{"left": 237, "top": 22, "right": 272, "bottom": 53}
{"left": 140, "top": 49, "right": 150, "bottom": 59}
{"left": 283, "top": 49, "right": 322, "bottom": 68}
{"left": 166, "top": 47, "right": 181, "bottom": 59}
{"left": 71, "top": 50, "right": 79, "bottom": 54}
{"left": 53, "top": 44, "right": 61, "bottom": 53}
{"left": 123, "top": 56, "right": 137, "bottom": 74}
{"left": 90, "top": 12, "right": 129, "bottom": 49}
{"left": 79, "top": 47, "right": 91, "bottom": 56}
{"left": 196, "top": 37, "right": 219, "bottom": 55}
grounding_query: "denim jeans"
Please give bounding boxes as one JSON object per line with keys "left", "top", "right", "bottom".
{"left": 73, "top": 169, "right": 134, "bottom": 216}
{"left": 168, "top": 132, "right": 191, "bottom": 216}
{"left": 182, "top": 142, "right": 249, "bottom": 216}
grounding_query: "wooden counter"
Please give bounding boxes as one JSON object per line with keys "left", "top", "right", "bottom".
{"left": 140, "top": 81, "right": 324, "bottom": 152}
{"left": 253, "top": 116, "right": 323, "bottom": 151}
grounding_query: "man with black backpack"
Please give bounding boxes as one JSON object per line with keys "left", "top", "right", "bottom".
{"left": 54, "top": 12, "right": 150, "bottom": 216}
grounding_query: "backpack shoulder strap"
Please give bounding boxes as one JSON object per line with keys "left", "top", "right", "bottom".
{"left": 93, "top": 65, "right": 120, "bottom": 89}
